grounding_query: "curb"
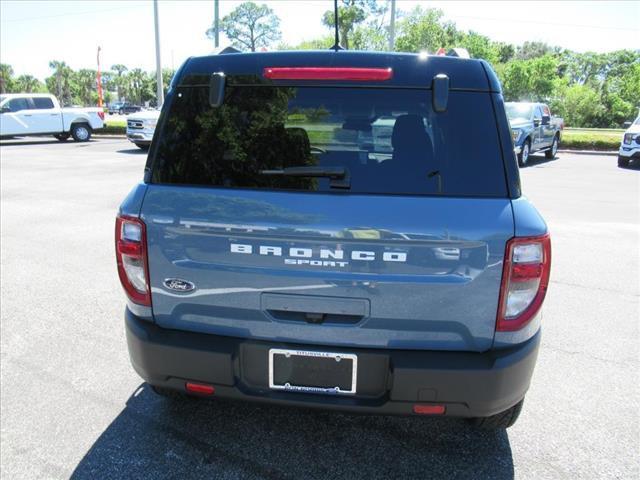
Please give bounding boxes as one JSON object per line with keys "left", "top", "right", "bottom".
{"left": 558, "top": 149, "right": 618, "bottom": 156}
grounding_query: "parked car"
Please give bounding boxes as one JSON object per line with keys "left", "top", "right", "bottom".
{"left": 0, "top": 93, "right": 104, "bottom": 142}
{"left": 618, "top": 114, "right": 640, "bottom": 168}
{"left": 117, "top": 51, "right": 551, "bottom": 429}
{"left": 108, "top": 101, "right": 141, "bottom": 115}
{"left": 126, "top": 109, "right": 160, "bottom": 149}
{"left": 506, "top": 102, "right": 562, "bottom": 166}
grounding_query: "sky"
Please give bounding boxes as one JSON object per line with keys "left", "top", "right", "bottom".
{"left": 1, "top": 0, "right": 638, "bottom": 80}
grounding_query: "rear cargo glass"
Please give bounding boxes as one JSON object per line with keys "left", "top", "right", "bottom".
{"left": 151, "top": 82, "right": 507, "bottom": 196}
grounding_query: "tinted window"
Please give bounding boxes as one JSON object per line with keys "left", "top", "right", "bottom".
{"left": 152, "top": 83, "right": 507, "bottom": 197}
{"left": 32, "top": 97, "right": 54, "bottom": 109}
{"left": 7, "top": 98, "right": 29, "bottom": 112}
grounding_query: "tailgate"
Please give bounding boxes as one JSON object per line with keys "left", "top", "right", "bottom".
{"left": 141, "top": 186, "right": 513, "bottom": 352}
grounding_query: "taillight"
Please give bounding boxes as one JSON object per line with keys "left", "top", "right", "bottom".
{"left": 98, "top": 111, "right": 105, "bottom": 121}
{"left": 115, "top": 215, "right": 151, "bottom": 306}
{"left": 497, "top": 234, "right": 551, "bottom": 331}
{"left": 263, "top": 67, "right": 393, "bottom": 81}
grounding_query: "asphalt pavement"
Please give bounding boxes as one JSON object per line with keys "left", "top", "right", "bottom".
{"left": 0, "top": 138, "right": 638, "bottom": 479}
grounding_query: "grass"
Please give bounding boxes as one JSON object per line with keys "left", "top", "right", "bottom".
{"left": 561, "top": 129, "right": 621, "bottom": 151}
{"left": 103, "top": 118, "right": 126, "bottom": 128}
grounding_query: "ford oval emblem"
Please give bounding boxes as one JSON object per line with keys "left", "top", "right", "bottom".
{"left": 163, "top": 278, "right": 195, "bottom": 293}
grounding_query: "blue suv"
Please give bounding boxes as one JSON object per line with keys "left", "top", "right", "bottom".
{"left": 116, "top": 51, "right": 551, "bottom": 429}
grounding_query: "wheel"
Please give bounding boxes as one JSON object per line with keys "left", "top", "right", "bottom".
{"left": 618, "top": 156, "right": 630, "bottom": 168}
{"left": 518, "top": 140, "right": 531, "bottom": 167}
{"left": 70, "top": 123, "right": 92, "bottom": 142}
{"left": 468, "top": 399, "right": 524, "bottom": 429}
{"left": 118, "top": 108, "right": 124, "bottom": 115}
{"left": 545, "top": 135, "right": 559, "bottom": 159}
{"left": 54, "top": 133, "right": 70, "bottom": 142}
{"left": 135, "top": 143, "right": 150, "bottom": 150}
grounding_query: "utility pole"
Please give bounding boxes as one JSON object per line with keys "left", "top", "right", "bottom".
{"left": 389, "top": 0, "right": 396, "bottom": 51}
{"left": 214, "top": 0, "right": 220, "bottom": 48}
{"left": 153, "top": 0, "right": 164, "bottom": 107}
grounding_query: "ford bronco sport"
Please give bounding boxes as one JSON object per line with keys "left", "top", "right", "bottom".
{"left": 117, "top": 51, "right": 551, "bottom": 429}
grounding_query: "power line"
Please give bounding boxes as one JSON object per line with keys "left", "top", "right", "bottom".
{"left": 3, "top": 5, "right": 148, "bottom": 23}
{"left": 447, "top": 14, "right": 639, "bottom": 33}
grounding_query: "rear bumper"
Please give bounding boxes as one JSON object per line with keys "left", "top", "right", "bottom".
{"left": 125, "top": 309, "right": 540, "bottom": 418}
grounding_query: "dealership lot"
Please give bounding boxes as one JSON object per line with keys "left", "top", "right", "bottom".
{"left": 1, "top": 138, "right": 638, "bottom": 479}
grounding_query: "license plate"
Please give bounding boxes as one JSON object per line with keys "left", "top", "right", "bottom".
{"left": 268, "top": 349, "right": 357, "bottom": 395}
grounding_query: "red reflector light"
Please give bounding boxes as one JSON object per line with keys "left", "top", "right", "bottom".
{"left": 98, "top": 111, "right": 105, "bottom": 121}
{"left": 185, "top": 382, "right": 215, "bottom": 395}
{"left": 413, "top": 404, "right": 446, "bottom": 415}
{"left": 511, "top": 262, "right": 543, "bottom": 281}
{"left": 263, "top": 67, "right": 393, "bottom": 81}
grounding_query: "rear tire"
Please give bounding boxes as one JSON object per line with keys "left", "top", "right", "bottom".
{"left": 54, "top": 133, "right": 70, "bottom": 142}
{"left": 468, "top": 399, "right": 524, "bottom": 429}
{"left": 618, "top": 156, "right": 630, "bottom": 168}
{"left": 518, "top": 140, "right": 531, "bottom": 167}
{"left": 70, "top": 123, "right": 92, "bottom": 142}
{"left": 545, "top": 135, "right": 559, "bottom": 159}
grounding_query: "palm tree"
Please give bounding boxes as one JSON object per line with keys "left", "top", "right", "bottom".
{"left": 48, "top": 60, "right": 72, "bottom": 105}
{"left": 0, "top": 63, "right": 14, "bottom": 93}
{"left": 76, "top": 69, "right": 97, "bottom": 105}
{"left": 111, "top": 64, "right": 128, "bottom": 100}
{"left": 15, "top": 75, "right": 42, "bottom": 93}
{"left": 128, "top": 68, "right": 146, "bottom": 105}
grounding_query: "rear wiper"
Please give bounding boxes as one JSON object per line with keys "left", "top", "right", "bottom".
{"left": 259, "top": 166, "right": 350, "bottom": 189}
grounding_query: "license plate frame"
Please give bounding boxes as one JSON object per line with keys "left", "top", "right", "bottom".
{"left": 268, "top": 348, "right": 358, "bottom": 395}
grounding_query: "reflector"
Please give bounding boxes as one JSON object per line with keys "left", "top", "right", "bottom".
{"left": 413, "top": 404, "right": 446, "bottom": 415}
{"left": 185, "top": 382, "right": 215, "bottom": 395}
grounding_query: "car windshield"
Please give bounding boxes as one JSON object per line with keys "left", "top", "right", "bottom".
{"left": 505, "top": 103, "right": 533, "bottom": 123}
{"left": 151, "top": 79, "right": 508, "bottom": 197}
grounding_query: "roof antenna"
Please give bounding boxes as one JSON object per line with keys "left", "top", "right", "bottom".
{"left": 330, "top": 0, "right": 344, "bottom": 51}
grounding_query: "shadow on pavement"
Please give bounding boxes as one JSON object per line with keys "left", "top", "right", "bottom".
{"left": 520, "top": 153, "right": 558, "bottom": 168}
{"left": 71, "top": 384, "right": 514, "bottom": 480}
{"left": 117, "top": 148, "right": 148, "bottom": 155}
{"left": 0, "top": 139, "right": 70, "bottom": 147}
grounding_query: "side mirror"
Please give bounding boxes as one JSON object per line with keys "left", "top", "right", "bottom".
{"left": 0, "top": 106, "right": 10, "bottom": 114}
{"left": 533, "top": 118, "right": 541, "bottom": 127}
{"left": 541, "top": 115, "right": 550, "bottom": 126}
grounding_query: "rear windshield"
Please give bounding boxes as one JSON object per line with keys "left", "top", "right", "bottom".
{"left": 151, "top": 81, "right": 507, "bottom": 196}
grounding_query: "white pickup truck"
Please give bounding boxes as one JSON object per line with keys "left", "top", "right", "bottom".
{"left": 0, "top": 93, "right": 104, "bottom": 142}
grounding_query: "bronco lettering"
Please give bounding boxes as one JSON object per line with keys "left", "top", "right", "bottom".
{"left": 230, "top": 243, "right": 407, "bottom": 263}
